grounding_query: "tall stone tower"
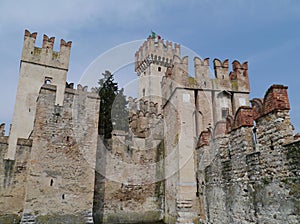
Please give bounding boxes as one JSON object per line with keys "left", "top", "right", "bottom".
{"left": 135, "top": 36, "right": 180, "bottom": 108}
{"left": 160, "top": 46, "right": 251, "bottom": 222}
{"left": 6, "top": 30, "right": 71, "bottom": 160}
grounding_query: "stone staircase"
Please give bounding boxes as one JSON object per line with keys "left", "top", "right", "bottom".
{"left": 84, "top": 210, "right": 94, "bottom": 224}
{"left": 177, "top": 211, "right": 198, "bottom": 223}
{"left": 176, "top": 199, "right": 198, "bottom": 224}
{"left": 20, "top": 213, "right": 35, "bottom": 224}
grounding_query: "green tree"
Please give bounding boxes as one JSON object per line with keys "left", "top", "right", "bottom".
{"left": 112, "top": 88, "right": 129, "bottom": 133}
{"left": 97, "top": 71, "right": 128, "bottom": 138}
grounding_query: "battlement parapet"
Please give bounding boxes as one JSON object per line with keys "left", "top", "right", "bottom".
{"left": 162, "top": 55, "right": 189, "bottom": 87}
{"left": 225, "top": 115, "right": 234, "bottom": 134}
{"left": 225, "top": 106, "right": 253, "bottom": 133}
{"left": 22, "top": 29, "right": 72, "bottom": 70}
{"left": 128, "top": 97, "right": 161, "bottom": 116}
{"left": 41, "top": 83, "right": 99, "bottom": 99}
{"left": 128, "top": 98, "right": 163, "bottom": 139}
{"left": 194, "top": 57, "right": 210, "bottom": 76}
{"left": 162, "top": 57, "right": 250, "bottom": 92}
{"left": 251, "top": 98, "right": 264, "bottom": 120}
{"left": 135, "top": 37, "right": 180, "bottom": 75}
{"left": 229, "top": 60, "right": 250, "bottom": 92}
{"left": 194, "top": 57, "right": 212, "bottom": 89}
{"left": 213, "top": 58, "right": 229, "bottom": 79}
{"left": 251, "top": 85, "right": 290, "bottom": 120}
{"left": 262, "top": 84, "right": 290, "bottom": 114}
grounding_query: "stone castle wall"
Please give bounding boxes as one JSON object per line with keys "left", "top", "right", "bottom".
{"left": 93, "top": 97, "right": 165, "bottom": 223}
{"left": 197, "top": 85, "right": 300, "bottom": 224}
{"left": 1, "top": 31, "right": 299, "bottom": 224}
{"left": 0, "top": 137, "right": 32, "bottom": 223}
{"left": 93, "top": 135, "right": 165, "bottom": 223}
{"left": 19, "top": 84, "right": 99, "bottom": 223}
{"left": 0, "top": 84, "right": 100, "bottom": 223}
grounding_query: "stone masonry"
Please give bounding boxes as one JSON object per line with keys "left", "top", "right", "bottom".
{"left": 0, "top": 30, "right": 299, "bottom": 224}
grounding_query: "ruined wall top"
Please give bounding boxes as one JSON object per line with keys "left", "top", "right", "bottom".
{"left": 226, "top": 106, "right": 254, "bottom": 133}
{"left": 224, "top": 84, "right": 291, "bottom": 134}
{"left": 251, "top": 84, "right": 290, "bottom": 120}
{"left": 22, "top": 30, "right": 72, "bottom": 70}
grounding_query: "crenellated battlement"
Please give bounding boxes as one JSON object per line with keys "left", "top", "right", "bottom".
{"left": 225, "top": 106, "right": 253, "bottom": 133}
{"left": 229, "top": 60, "right": 249, "bottom": 92}
{"left": 213, "top": 58, "right": 229, "bottom": 79}
{"left": 197, "top": 84, "right": 292, "bottom": 141}
{"left": 22, "top": 29, "right": 72, "bottom": 70}
{"left": 220, "top": 84, "right": 292, "bottom": 138}
{"left": 197, "top": 84, "right": 295, "bottom": 158}
{"left": 251, "top": 84, "right": 290, "bottom": 120}
{"left": 128, "top": 97, "right": 163, "bottom": 138}
{"left": 128, "top": 97, "right": 161, "bottom": 115}
{"left": 41, "top": 83, "right": 99, "bottom": 100}
{"left": 162, "top": 57, "right": 250, "bottom": 92}
{"left": 135, "top": 37, "right": 180, "bottom": 75}
{"left": 194, "top": 57, "right": 210, "bottom": 88}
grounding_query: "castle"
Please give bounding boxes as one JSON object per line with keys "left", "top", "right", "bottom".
{"left": 0, "top": 30, "right": 299, "bottom": 224}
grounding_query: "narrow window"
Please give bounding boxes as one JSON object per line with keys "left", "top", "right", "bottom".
{"left": 196, "top": 178, "right": 200, "bottom": 197}
{"left": 158, "top": 67, "right": 161, "bottom": 72}
{"left": 143, "top": 88, "right": 145, "bottom": 97}
{"left": 50, "top": 179, "right": 54, "bottom": 186}
{"left": 270, "top": 139, "right": 274, "bottom": 150}
{"left": 252, "top": 127, "right": 257, "bottom": 144}
{"left": 62, "top": 194, "right": 65, "bottom": 200}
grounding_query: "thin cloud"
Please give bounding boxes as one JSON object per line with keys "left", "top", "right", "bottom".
{"left": 0, "top": 0, "right": 159, "bottom": 33}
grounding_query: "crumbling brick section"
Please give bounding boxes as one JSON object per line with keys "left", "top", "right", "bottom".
{"left": 262, "top": 84, "right": 290, "bottom": 116}
{"left": 231, "top": 106, "right": 254, "bottom": 131}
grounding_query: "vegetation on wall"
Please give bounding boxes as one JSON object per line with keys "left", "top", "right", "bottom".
{"left": 96, "top": 70, "right": 128, "bottom": 138}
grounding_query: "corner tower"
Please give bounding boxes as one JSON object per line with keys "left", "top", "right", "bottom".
{"left": 6, "top": 30, "right": 72, "bottom": 160}
{"left": 135, "top": 36, "right": 180, "bottom": 107}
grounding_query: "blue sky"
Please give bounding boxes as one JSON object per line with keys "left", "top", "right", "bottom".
{"left": 0, "top": 0, "right": 299, "bottom": 133}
